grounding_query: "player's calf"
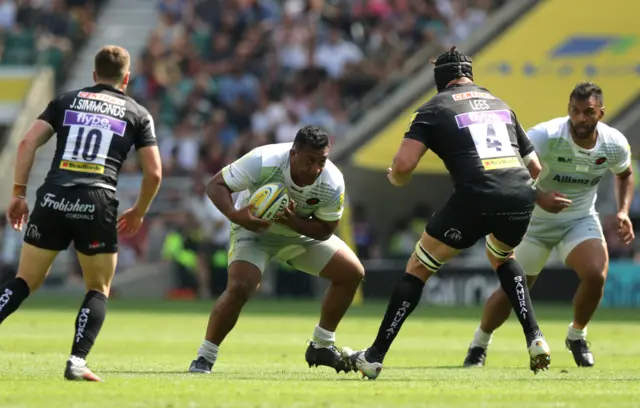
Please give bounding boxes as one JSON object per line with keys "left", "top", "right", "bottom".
{"left": 65, "top": 252, "right": 115, "bottom": 381}
{"left": 0, "top": 244, "right": 58, "bottom": 324}
{"left": 309, "top": 247, "right": 364, "bottom": 373}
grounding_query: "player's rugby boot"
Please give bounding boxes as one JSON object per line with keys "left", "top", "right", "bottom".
{"left": 565, "top": 337, "right": 594, "bottom": 367}
{"left": 528, "top": 337, "right": 551, "bottom": 373}
{"left": 463, "top": 346, "right": 487, "bottom": 367}
{"left": 64, "top": 357, "right": 103, "bottom": 382}
{"left": 189, "top": 356, "right": 213, "bottom": 374}
{"left": 350, "top": 348, "right": 383, "bottom": 380}
{"left": 305, "top": 341, "right": 352, "bottom": 373}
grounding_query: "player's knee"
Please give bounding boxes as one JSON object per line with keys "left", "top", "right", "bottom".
{"left": 485, "top": 236, "right": 514, "bottom": 268}
{"left": 226, "top": 279, "right": 258, "bottom": 300}
{"left": 580, "top": 266, "right": 607, "bottom": 287}
{"left": 413, "top": 241, "right": 445, "bottom": 274}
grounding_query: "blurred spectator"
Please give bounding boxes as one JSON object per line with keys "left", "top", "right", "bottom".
{"left": 0, "top": 0, "right": 106, "bottom": 85}
{"left": 162, "top": 211, "right": 206, "bottom": 298}
{"left": 388, "top": 219, "right": 417, "bottom": 258}
{"left": 186, "top": 179, "right": 231, "bottom": 297}
{"left": 129, "top": 0, "right": 509, "bottom": 182}
{"left": 351, "top": 203, "right": 380, "bottom": 259}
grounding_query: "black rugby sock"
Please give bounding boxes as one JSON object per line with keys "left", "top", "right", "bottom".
{"left": 495, "top": 258, "right": 542, "bottom": 345}
{"left": 0, "top": 278, "right": 30, "bottom": 324}
{"left": 70, "top": 290, "right": 108, "bottom": 360}
{"left": 369, "top": 273, "right": 425, "bottom": 362}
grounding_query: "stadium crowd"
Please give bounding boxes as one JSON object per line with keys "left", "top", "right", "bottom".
{"left": 127, "top": 0, "right": 505, "bottom": 179}
{"left": 0, "top": 0, "right": 105, "bottom": 82}
{"left": 2, "top": 0, "right": 639, "bottom": 298}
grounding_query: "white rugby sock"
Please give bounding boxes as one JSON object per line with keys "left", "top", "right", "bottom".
{"left": 567, "top": 322, "right": 587, "bottom": 341}
{"left": 197, "top": 340, "right": 219, "bottom": 364}
{"left": 470, "top": 326, "right": 493, "bottom": 349}
{"left": 312, "top": 325, "right": 335, "bottom": 348}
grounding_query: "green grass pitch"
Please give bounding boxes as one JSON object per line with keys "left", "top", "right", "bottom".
{"left": 1, "top": 297, "right": 639, "bottom": 407}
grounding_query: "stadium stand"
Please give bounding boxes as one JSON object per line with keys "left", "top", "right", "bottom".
{"left": 128, "top": 0, "right": 508, "bottom": 180}
{"left": 0, "top": 0, "right": 107, "bottom": 85}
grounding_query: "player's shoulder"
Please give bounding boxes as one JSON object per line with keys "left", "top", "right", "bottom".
{"left": 597, "top": 122, "right": 628, "bottom": 147}
{"left": 530, "top": 116, "right": 569, "bottom": 139}
{"left": 249, "top": 142, "right": 292, "bottom": 166}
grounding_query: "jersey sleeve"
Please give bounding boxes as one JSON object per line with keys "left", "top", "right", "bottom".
{"left": 526, "top": 123, "right": 550, "bottom": 158}
{"left": 314, "top": 184, "right": 345, "bottom": 222}
{"left": 37, "top": 98, "right": 58, "bottom": 129}
{"left": 609, "top": 134, "right": 632, "bottom": 174}
{"left": 221, "top": 148, "right": 263, "bottom": 192}
{"left": 134, "top": 111, "right": 158, "bottom": 150}
{"left": 403, "top": 104, "right": 437, "bottom": 148}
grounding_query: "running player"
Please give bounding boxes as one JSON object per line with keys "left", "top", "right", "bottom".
{"left": 1, "top": 45, "right": 162, "bottom": 381}
{"left": 188, "top": 126, "right": 364, "bottom": 374}
{"left": 349, "top": 47, "right": 568, "bottom": 379}
{"left": 463, "top": 82, "right": 634, "bottom": 368}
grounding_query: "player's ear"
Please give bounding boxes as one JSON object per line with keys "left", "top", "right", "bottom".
{"left": 122, "top": 72, "right": 130, "bottom": 86}
{"left": 599, "top": 106, "right": 605, "bottom": 120}
{"left": 92, "top": 71, "right": 97, "bottom": 83}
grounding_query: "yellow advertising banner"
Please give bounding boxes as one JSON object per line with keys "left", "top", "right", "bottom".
{"left": 353, "top": 0, "right": 639, "bottom": 173}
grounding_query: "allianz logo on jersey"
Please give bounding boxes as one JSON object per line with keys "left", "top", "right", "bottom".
{"left": 455, "top": 110, "right": 512, "bottom": 128}
{"left": 553, "top": 174, "right": 602, "bottom": 186}
{"left": 40, "top": 193, "right": 95, "bottom": 220}
{"left": 63, "top": 110, "right": 127, "bottom": 136}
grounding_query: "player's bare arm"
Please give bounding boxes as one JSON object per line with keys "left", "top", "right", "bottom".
{"left": 8, "top": 120, "right": 55, "bottom": 231}
{"left": 206, "top": 171, "right": 269, "bottom": 232}
{"left": 118, "top": 145, "right": 162, "bottom": 236}
{"left": 614, "top": 166, "right": 634, "bottom": 244}
{"left": 275, "top": 199, "right": 338, "bottom": 241}
{"left": 388, "top": 138, "right": 427, "bottom": 186}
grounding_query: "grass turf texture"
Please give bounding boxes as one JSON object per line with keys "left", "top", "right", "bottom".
{"left": 1, "top": 297, "right": 639, "bottom": 407}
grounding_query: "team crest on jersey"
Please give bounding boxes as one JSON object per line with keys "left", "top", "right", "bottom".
{"left": 595, "top": 157, "right": 607, "bottom": 165}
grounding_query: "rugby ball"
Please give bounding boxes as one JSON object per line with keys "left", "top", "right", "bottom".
{"left": 249, "top": 183, "right": 290, "bottom": 221}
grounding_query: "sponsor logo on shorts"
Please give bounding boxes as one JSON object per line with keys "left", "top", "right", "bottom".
{"left": 41, "top": 193, "right": 96, "bottom": 220}
{"left": 444, "top": 228, "right": 463, "bottom": 242}
{"left": 306, "top": 197, "right": 320, "bottom": 205}
{"left": 63, "top": 110, "right": 127, "bottom": 136}
{"left": 455, "top": 110, "right": 512, "bottom": 128}
{"left": 60, "top": 160, "right": 105, "bottom": 174}
{"left": 25, "top": 224, "right": 41, "bottom": 241}
{"left": 88, "top": 241, "right": 105, "bottom": 249}
{"left": 482, "top": 156, "right": 520, "bottom": 170}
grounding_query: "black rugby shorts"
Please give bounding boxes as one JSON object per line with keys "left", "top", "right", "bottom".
{"left": 425, "top": 190, "right": 534, "bottom": 250}
{"left": 24, "top": 184, "right": 119, "bottom": 255}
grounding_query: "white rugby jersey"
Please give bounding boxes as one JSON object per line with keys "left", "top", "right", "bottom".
{"left": 529, "top": 116, "right": 631, "bottom": 219}
{"left": 221, "top": 143, "right": 345, "bottom": 236}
